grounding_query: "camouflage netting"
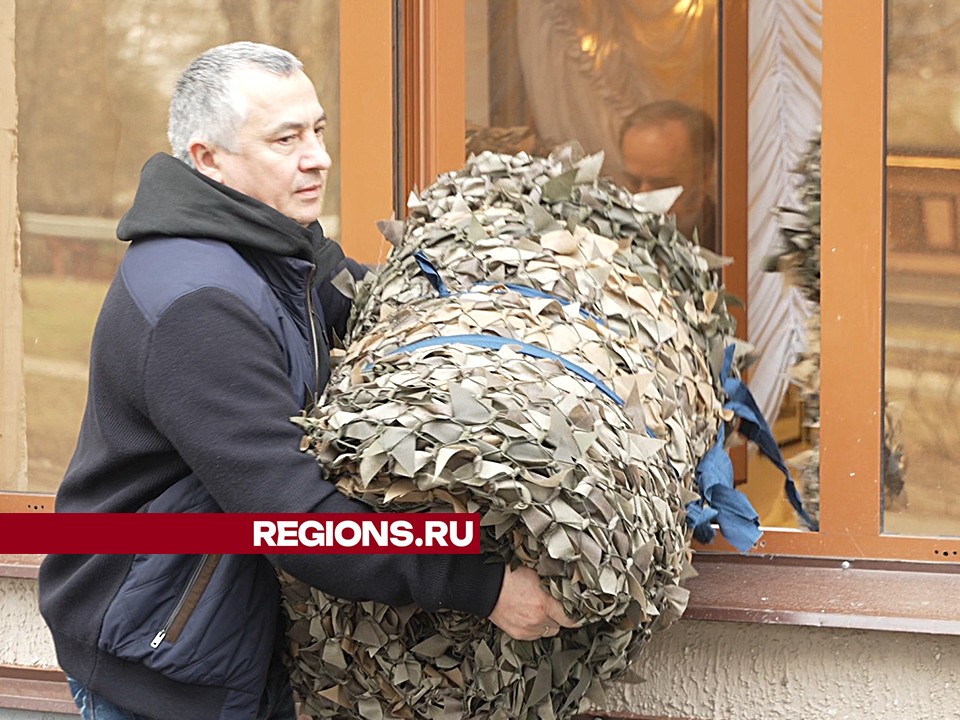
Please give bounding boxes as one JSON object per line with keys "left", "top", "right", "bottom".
{"left": 764, "top": 134, "right": 906, "bottom": 522}
{"left": 283, "top": 146, "right": 739, "bottom": 720}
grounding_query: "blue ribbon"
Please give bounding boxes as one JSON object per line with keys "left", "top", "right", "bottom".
{"left": 385, "top": 333, "right": 625, "bottom": 406}
{"left": 687, "top": 345, "right": 819, "bottom": 553}
{"left": 414, "top": 250, "right": 610, "bottom": 328}
{"left": 413, "top": 251, "right": 450, "bottom": 296}
{"left": 474, "top": 282, "right": 610, "bottom": 327}
{"left": 720, "top": 354, "right": 819, "bottom": 533}
{"left": 688, "top": 423, "right": 762, "bottom": 551}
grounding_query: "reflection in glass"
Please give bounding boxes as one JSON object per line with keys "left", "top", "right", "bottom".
{"left": 12, "top": 0, "right": 340, "bottom": 493}
{"left": 464, "top": 0, "right": 718, "bottom": 250}
{"left": 884, "top": 0, "right": 960, "bottom": 535}
{"left": 463, "top": 1, "right": 831, "bottom": 532}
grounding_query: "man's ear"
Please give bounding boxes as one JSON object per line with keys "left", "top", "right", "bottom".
{"left": 702, "top": 154, "right": 717, "bottom": 185}
{"left": 190, "top": 141, "right": 223, "bottom": 182}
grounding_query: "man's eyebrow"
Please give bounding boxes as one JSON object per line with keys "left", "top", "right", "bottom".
{"left": 268, "top": 114, "right": 327, "bottom": 135}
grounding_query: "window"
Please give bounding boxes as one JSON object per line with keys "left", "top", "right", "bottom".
{"left": 6, "top": 0, "right": 960, "bottom": 564}
{"left": 462, "top": 0, "right": 719, "bottom": 259}
{"left": 400, "top": 0, "right": 960, "bottom": 563}
{"left": 756, "top": 0, "right": 960, "bottom": 561}
{"left": 1, "top": 0, "right": 401, "bottom": 502}
{"left": 884, "top": 0, "right": 960, "bottom": 539}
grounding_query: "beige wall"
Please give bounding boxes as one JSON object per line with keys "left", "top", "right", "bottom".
{"left": 0, "top": 577, "right": 57, "bottom": 668}
{"left": 5, "top": 571, "right": 959, "bottom": 720}
{"left": 600, "top": 619, "right": 960, "bottom": 720}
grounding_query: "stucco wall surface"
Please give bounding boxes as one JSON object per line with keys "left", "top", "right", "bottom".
{"left": 598, "top": 619, "right": 960, "bottom": 720}
{"left": 5, "top": 575, "right": 960, "bottom": 720}
{"left": 0, "top": 577, "right": 57, "bottom": 668}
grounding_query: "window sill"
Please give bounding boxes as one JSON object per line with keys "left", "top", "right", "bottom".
{"left": 684, "top": 554, "right": 960, "bottom": 635}
{"left": 0, "top": 554, "right": 43, "bottom": 580}
{"left": 3, "top": 554, "right": 959, "bottom": 635}
{"left": 0, "top": 665, "right": 73, "bottom": 715}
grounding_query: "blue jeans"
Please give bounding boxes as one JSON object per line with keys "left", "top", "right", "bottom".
{"left": 68, "top": 678, "right": 151, "bottom": 720}
{"left": 67, "top": 663, "right": 297, "bottom": 720}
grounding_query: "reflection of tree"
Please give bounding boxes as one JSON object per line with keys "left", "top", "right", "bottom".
{"left": 17, "top": 0, "right": 340, "bottom": 224}
{"left": 104, "top": 0, "right": 231, "bottom": 211}
{"left": 220, "top": 0, "right": 298, "bottom": 51}
{"left": 220, "top": 0, "right": 259, "bottom": 41}
{"left": 888, "top": 0, "right": 960, "bottom": 74}
{"left": 16, "top": 0, "right": 118, "bottom": 216}
{"left": 887, "top": 0, "right": 960, "bottom": 156}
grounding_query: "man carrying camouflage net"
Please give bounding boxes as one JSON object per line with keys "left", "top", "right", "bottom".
{"left": 281, "top": 140, "right": 752, "bottom": 720}
{"left": 38, "top": 41, "right": 571, "bottom": 720}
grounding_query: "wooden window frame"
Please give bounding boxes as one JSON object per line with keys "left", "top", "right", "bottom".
{"left": 1, "top": 0, "right": 27, "bottom": 498}
{"left": 398, "top": 0, "right": 466, "bottom": 195}
{"left": 398, "top": 0, "right": 960, "bottom": 567}
{"left": 4, "top": 0, "right": 960, "bottom": 627}
{"left": 730, "top": 0, "right": 960, "bottom": 564}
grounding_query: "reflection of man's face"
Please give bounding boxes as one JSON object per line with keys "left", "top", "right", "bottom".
{"left": 620, "top": 118, "right": 711, "bottom": 239}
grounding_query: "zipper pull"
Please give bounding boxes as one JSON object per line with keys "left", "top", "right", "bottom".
{"left": 150, "top": 629, "right": 167, "bottom": 648}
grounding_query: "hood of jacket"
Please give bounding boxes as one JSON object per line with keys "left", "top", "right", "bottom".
{"left": 117, "top": 153, "right": 343, "bottom": 272}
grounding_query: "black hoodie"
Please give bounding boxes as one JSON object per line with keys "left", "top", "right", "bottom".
{"left": 38, "top": 154, "right": 504, "bottom": 720}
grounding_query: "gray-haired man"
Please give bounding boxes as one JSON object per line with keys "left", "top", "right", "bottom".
{"left": 39, "top": 41, "right": 573, "bottom": 720}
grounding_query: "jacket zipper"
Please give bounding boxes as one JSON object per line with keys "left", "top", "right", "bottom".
{"left": 305, "top": 264, "right": 321, "bottom": 394}
{"left": 150, "top": 554, "right": 222, "bottom": 648}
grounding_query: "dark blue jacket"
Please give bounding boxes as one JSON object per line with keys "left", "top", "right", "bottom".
{"left": 38, "top": 154, "right": 504, "bottom": 720}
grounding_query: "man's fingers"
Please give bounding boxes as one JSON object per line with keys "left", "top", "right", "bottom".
{"left": 553, "top": 612, "right": 578, "bottom": 628}
{"left": 487, "top": 564, "right": 582, "bottom": 640}
{"left": 545, "top": 598, "right": 578, "bottom": 628}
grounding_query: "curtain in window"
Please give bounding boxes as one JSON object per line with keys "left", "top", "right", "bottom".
{"left": 748, "top": 0, "right": 822, "bottom": 421}
{"left": 515, "top": 0, "right": 718, "bottom": 183}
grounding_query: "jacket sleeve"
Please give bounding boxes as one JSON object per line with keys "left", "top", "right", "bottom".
{"left": 143, "top": 286, "right": 503, "bottom": 617}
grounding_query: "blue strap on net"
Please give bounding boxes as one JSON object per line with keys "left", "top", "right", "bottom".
{"left": 413, "top": 251, "right": 451, "bottom": 296}
{"left": 474, "top": 282, "right": 610, "bottom": 327}
{"left": 406, "top": 252, "right": 662, "bottom": 432}
{"left": 688, "top": 345, "right": 819, "bottom": 553}
{"left": 386, "top": 333, "right": 624, "bottom": 407}
{"left": 414, "top": 250, "right": 609, "bottom": 327}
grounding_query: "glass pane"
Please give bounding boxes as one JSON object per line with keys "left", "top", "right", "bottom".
{"left": 12, "top": 0, "right": 340, "bottom": 493}
{"left": 464, "top": 0, "right": 718, "bottom": 250}
{"left": 463, "top": 1, "right": 745, "bottom": 513}
{"left": 745, "top": 0, "right": 822, "bottom": 531}
{"left": 884, "top": 0, "right": 960, "bottom": 536}
{"left": 462, "top": 1, "right": 831, "bottom": 533}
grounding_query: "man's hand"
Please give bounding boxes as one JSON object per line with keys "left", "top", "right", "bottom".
{"left": 488, "top": 565, "right": 578, "bottom": 641}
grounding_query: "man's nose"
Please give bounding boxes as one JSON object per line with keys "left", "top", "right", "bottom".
{"left": 301, "top": 135, "right": 332, "bottom": 171}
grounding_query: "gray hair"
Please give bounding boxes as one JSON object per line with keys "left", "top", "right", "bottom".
{"left": 168, "top": 41, "right": 304, "bottom": 167}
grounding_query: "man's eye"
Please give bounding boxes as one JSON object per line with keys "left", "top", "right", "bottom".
{"left": 277, "top": 135, "right": 296, "bottom": 145}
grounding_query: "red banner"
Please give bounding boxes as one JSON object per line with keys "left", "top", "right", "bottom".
{"left": 0, "top": 513, "right": 480, "bottom": 554}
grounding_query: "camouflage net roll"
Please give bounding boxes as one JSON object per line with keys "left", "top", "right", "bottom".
{"left": 283, "top": 147, "right": 738, "bottom": 720}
